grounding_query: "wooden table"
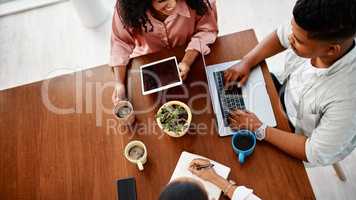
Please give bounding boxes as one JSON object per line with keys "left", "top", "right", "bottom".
{"left": 0, "top": 30, "right": 315, "bottom": 200}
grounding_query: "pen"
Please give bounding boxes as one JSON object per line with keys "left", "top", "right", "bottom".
{"left": 196, "top": 164, "right": 215, "bottom": 170}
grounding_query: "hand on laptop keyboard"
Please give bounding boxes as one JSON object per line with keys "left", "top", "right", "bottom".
{"left": 223, "top": 60, "right": 251, "bottom": 87}
{"left": 229, "top": 109, "right": 262, "bottom": 132}
{"left": 213, "top": 71, "right": 246, "bottom": 127}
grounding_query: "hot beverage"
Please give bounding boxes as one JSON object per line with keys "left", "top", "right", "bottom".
{"left": 128, "top": 145, "right": 145, "bottom": 160}
{"left": 231, "top": 130, "right": 256, "bottom": 164}
{"left": 113, "top": 101, "right": 135, "bottom": 126}
{"left": 234, "top": 135, "right": 254, "bottom": 151}
{"left": 116, "top": 105, "right": 132, "bottom": 118}
{"left": 124, "top": 140, "right": 147, "bottom": 171}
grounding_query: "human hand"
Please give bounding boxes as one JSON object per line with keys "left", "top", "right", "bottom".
{"left": 188, "top": 158, "right": 219, "bottom": 182}
{"left": 178, "top": 62, "right": 190, "bottom": 81}
{"left": 229, "top": 109, "right": 262, "bottom": 132}
{"left": 223, "top": 59, "right": 252, "bottom": 87}
{"left": 112, "top": 82, "right": 126, "bottom": 105}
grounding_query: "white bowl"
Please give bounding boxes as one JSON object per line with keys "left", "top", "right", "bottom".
{"left": 156, "top": 101, "right": 192, "bottom": 137}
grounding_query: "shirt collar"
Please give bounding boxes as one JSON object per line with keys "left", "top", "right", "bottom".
{"left": 325, "top": 40, "right": 356, "bottom": 76}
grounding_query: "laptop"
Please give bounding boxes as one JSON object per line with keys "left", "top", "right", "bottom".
{"left": 203, "top": 58, "right": 277, "bottom": 136}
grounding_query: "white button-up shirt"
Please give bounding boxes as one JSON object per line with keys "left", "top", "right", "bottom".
{"left": 276, "top": 24, "right": 356, "bottom": 166}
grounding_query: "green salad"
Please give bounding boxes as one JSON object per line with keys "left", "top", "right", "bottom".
{"left": 156, "top": 104, "right": 189, "bottom": 135}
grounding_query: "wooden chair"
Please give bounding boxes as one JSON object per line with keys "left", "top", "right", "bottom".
{"left": 333, "top": 162, "right": 347, "bottom": 181}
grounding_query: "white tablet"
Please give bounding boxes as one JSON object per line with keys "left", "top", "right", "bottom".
{"left": 140, "top": 56, "right": 182, "bottom": 95}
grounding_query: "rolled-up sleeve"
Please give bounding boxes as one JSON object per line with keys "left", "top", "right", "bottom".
{"left": 109, "top": 9, "right": 135, "bottom": 67}
{"left": 185, "top": 0, "right": 218, "bottom": 55}
{"left": 305, "top": 96, "right": 356, "bottom": 166}
{"left": 276, "top": 24, "right": 291, "bottom": 49}
{"left": 232, "top": 186, "right": 261, "bottom": 200}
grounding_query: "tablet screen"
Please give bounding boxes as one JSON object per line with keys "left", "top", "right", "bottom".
{"left": 141, "top": 57, "right": 181, "bottom": 94}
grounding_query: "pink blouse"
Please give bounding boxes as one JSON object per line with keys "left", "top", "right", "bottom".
{"left": 109, "top": 0, "right": 218, "bottom": 67}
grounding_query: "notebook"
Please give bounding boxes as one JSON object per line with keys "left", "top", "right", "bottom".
{"left": 169, "top": 151, "right": 231, "bottom": 200}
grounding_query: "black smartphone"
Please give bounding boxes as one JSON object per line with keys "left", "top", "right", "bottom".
{"left": 117, "top": 177, "right": 137, "bottom": 200}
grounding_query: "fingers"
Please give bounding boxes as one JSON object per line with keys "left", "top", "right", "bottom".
{"left": 190, "top": 158, "right": 210, "bottom": 167}
{"left": 179, "top": 63, "right": 189, "bottom": 81}
{"left": 230, "top": 109, "right": 245, "bottom": 118}
{"left": 223, "top": 71, "right": 232, "bottom": 86}
{"left": 239, "top": 75, "right": 249, "bottom": 87}
{"left": 229, "top": 109, "right": 254, "bottom": 130}
{"left": 189, "top": 158, "right": 210, "bottom": 175}
{"left": 180, "top": 71, "right": 188, "bottom": 80}
{"left": 224, "top": 71, "right": 241, "bottom": 88}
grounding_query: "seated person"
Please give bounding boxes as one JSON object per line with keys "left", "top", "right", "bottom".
{"left": 159, "top": 158, "right": 260, "bottom": 200}
{"left": 110, "top": 0, "right": 218, "bottom": 104}
{"left": 224, "top": 0, "right": 356, "bottom": 166}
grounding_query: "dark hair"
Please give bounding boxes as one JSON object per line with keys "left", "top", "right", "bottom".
{"left": 158, "top": 181, "right": 208, "bottom": 200}
{"left": 293, "top": 0, "right": 356, "bottom": 41}
{"left": 117, "top": 0, "right": 211, "bottom": 33}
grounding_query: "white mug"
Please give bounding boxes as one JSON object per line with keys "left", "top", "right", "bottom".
{"left": 124, "top": 140, "right": 147, "bottom": 171}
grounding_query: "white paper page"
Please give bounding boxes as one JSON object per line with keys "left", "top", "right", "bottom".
{"left": 169, "top": 151, "right": 231, "bottom": 200}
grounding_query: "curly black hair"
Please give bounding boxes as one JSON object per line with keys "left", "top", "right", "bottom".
{"left": 293, "top": 0, "right": 356, "bottom": 41}
{"left": 117, "top": 0, "right": 211, "bottom": 33}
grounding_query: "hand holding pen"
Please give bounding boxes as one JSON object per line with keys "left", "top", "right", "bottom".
{"left": 188, "top": 158, "right": 218, "bottom": 182}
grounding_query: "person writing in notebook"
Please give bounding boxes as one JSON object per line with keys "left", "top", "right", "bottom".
{"left": 159, "top": 158, "right": 260, "bottom": 200}
{"left": 225, "top": 0, "right": 356, "bottom": 166}
{"left": 110, "top": 0, "right": 218, "bottom": 105}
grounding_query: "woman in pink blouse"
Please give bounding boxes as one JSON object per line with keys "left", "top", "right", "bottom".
{"left": 110, "top": 0, "right": 218, "bottom": 104}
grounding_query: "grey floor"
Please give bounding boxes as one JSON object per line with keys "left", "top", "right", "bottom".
{"left": 0, "top": 0, "right": 355, "bottom": 199}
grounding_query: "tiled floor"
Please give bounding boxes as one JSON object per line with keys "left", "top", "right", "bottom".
{"left": 0, "top": 0, "right": 355, "bottom": 199}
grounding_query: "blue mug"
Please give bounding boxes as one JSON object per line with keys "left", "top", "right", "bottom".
{"left": 231, "top": 130, "right": 256, "bottom": 164}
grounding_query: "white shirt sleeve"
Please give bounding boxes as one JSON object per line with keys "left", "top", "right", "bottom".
{"left": 231, "top": 186, "right": 261, "bottom": 200}
{"left": 276, "top": 24, "right": 292, "bottom": 49}
{"left": 304, "top": 95, "right": 356, "bottom": 166}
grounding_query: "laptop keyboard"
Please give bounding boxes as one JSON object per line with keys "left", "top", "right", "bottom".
{"left": 213, "top": 71, "right": 245, "bottom": 126}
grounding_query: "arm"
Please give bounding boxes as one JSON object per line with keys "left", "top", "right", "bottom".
{"left": 243, "top": 31, "right": 286, "bottom": 67}
{"left": 179, "top": 0, "right": 218, "bottom": 80}
{"left": 185, "top": 0, "right": 218, "bottom": 56}
{"left": 110, "top": 8, "right": 135, "bottom": 84}
{"left": 189, "top": 159, "right": 260, "bottom": 200}
{"left": 224, "top": 31, "right": 286, "bottom": 86}
{"left": 110, "top": 8, "right": 135, "bottom": 103}
{"left": 265, "top": 127, "right": 308, "bottom": 161}
{"left": 179, "top": 49, "right": 200, "bottom": 80}
{"left": 229, "top": 92, "right": 356, "bottom": 165}
{"left": 209, "top": 175, "right": 237, "bottom": 199}
{"left": 112, "top": 65, "right": 127, "bottom": 84}
{"left": 229, "top": 110, "right": 308, "bottom": 161}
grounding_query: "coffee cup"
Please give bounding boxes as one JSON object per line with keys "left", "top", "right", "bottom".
{"left": 124, "top": 140, "right": 147, "bottom": 171}
{"left": 113, "top": 101, "right": 135, "bottom": 126}
{"left": 231, "top": 130, "right": 256, "bottom": 164}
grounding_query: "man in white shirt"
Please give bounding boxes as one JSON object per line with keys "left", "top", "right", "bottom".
{"left": 225, "top": 0, "right": 356, "bottom": 167}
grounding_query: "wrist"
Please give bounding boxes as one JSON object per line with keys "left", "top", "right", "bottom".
{"left": 265, "top": 127, "right": 271, "bottom": 141}
{"left": 180, "top": 61, "right": 191, "bottom": 69}
{"left": 241, "top": 56, "right": 255, "bottom": 70}
{"left": 182, "top": 49, "right": 199, "bottom": 66}
{"left": 210, "top": 175, "right": 230, "bottom": 190}
{"left": 255, "top": 123, "right": 268, "bottom": 141}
